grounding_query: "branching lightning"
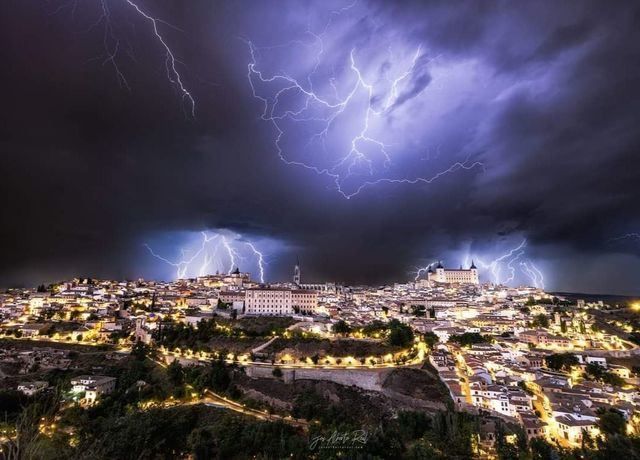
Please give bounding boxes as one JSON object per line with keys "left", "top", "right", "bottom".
{"left": 221, "top": 236, "right": 240, "bottom": 275}
{"left": 143, "top": 232, "right": 217, "bottom": 279}
{"left": 245, "top": 5, "right": 483, "bottom": 199}
{"left": 520, "top": 261, "right": 545, "bottom": 290}
{"left": 59, "top": 0, "right": 196, "bottom": 116}
{"left": 144, "top": 231, "right": 266, "bottom": 282}
{"left": 245, "top": 242, "right": 266, "bottom": 283}
{"left": 410, "top": 261, "right": 438, "bottom": 281}
{"left": 121, "top": 0, "right": 195, "bottom": 117}
{"left": 471, "top": 239, "right": 545, "bottom": 289}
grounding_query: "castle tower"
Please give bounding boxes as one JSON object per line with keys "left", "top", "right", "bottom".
{"left": 469, "top": 260, "right": 479, "bottom": 284}
{"left": 435, "top": 261, "right": 445, "bottom": 282}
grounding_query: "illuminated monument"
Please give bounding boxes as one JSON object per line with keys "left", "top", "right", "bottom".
{"left": 427, "top": 261, "right": 479, "bottom": 284}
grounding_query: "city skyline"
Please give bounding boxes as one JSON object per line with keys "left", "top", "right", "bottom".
{"left": 2, "top": 3, "right": 640, "bottom": 457}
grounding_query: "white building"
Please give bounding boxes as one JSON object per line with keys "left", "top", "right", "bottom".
{"left": 554, "top": 414, "right": 599, "bottom": 445}
{"left": 70, "top": 375, "right": 116, "bottom": 402}
{"left": 427, "top": 262, "right": 479, "bottom": 284}
{"left": 244, "top": 288, "right": 318, "bottom": 316}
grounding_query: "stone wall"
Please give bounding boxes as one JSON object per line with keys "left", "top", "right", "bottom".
{"left": 245, "top": 365, "right": 392, "bottom": 391}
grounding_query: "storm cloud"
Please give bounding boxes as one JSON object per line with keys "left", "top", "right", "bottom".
{"left": 0, "top": 0, "right": 639, "bottom": 294}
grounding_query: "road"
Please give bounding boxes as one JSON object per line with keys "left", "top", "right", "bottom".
{"left": 6, "top": 335, "right": 428, "bottom": 370}
{"left": 151, "top": 357, "right": 308, "bottom": 428}
{"left": 202, "top": 389, "right": 309, "bottom": 429}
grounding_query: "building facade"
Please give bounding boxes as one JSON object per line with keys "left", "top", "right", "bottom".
{"left": 427, "top": 261, "right": 479, "bottom": 284}
{"left": 244, "top": 288, "right": 318, "bottom": 316}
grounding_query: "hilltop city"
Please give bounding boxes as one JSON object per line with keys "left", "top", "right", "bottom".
{"left": 1, "top": 262, "right": 639, "bottom": 459}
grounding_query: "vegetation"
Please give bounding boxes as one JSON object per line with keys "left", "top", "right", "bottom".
{"left": 531, "top": 313, "right": 550, "bottom": 328}
{"left": 598, "top": 408, "right": 626, "bottom": 436}
{"left": 360, "top": 320, "right": 389, "bottom": 337}
{"left": 3, "top": 361, "right": 640, "bottom": 460}
{"left": 331, "top": 319, "right": 351, "bottom": 335}
{"left": 448, "top": 332, "right": 491, "bottom": 347}
{"left": 154, "top": 317, "right": 295, "bottom": 351}
{"left": 545, "top": 352, "right": 579, "bottom": 371}
{"left": 387, "top": 319, "right": 415, "bottom": 347}
{"left": 422, "top": 331, "right": 439, "bottom": 349}
{"left": 584, "top": 363, "right": 625, "bottom": 386}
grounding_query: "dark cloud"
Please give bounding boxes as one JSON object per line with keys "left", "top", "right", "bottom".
{"left": 0, "top": 0, "right": 639, "bottom": 294}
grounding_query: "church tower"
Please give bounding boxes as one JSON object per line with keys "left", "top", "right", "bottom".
{"left": 293, "top": 257, "right": 301, "bottom": 286}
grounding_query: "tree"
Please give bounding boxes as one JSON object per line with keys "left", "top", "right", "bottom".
{"left": 448, "top": 333, "right": 489, "bottom": 347}
{"left": 545, "top": 353, "right": 578, "bottom": 371}
{"left": 332, "top": 320, "right": 351, "bottom": 336}
{"left": 131, "top": 341, "right": 149, "bottom": 361}
{"left": 387, "top": 320, "right": 414, "bottom": 347}
{"left": 272, "top": 367, "right": 283, "bottom": 378}
{"left": 167, "top": 360, "right": 184, "bottom": 386}
{"left": 529, "top": 438, "right": 555, "bottom": 460}
{"left": 585, "top": 363, "right": 624, "bottom": 387}
{"left": 208, "top": 358, "right": 231, "bottom": 392}
{"left": 188, "top": 427, "right": 217, "bottom": 460}
{"left": 532, "top": 314, "right": 549, "bottom": 328}
{"left": 598, "top": 408, "right": 626, "bottom": 437}
{"left": 422, "top": 332, "right": 439, "bottom": 349}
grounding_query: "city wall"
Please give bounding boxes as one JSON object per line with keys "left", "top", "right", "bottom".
{"left": 245, "top": 365, "right": 393, "bottom": 391}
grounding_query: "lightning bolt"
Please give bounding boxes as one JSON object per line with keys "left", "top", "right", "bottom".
{"left": 245, "top": 242, "right": 266, "bottom": 283}
{"left": 144, "top": 231, "right": 217, "bottom": 279}
{"left": 121, "top": 0, "right": 195, "bottom": 117}
{"left": 221, "top": 236, "right": 240, "bottom": 274}
{"left": 410, "top": 261, "right": 438, "bottom": 281}
{"left": 520, "top": 261, "right": 545, "bottom": 290}
{"left": 470, "top": 239, "right": 545, "bottom": 289}
{"left": 474, "top": 239, "right": 527, "bottom": 285}
{"left": 245, "top": 7, "right": 483, "bottom": 199}
{"left": 144, "top": 231, "right": 266, "bottom": 281}
{"left": 57, "top": 0, "right": 196, "bottom": 116}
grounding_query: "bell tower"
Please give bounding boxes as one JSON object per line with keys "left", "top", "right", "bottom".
{"left": 293, "top": 257, "right": 301, "bottom": 286}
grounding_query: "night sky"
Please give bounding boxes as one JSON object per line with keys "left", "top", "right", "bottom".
{"left": 1, "top": 0, "right": 639, "bottom": 294}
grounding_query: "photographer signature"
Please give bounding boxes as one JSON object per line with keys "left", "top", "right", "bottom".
{"left": 309, "top": 430, "right": 369, "bottom": 450}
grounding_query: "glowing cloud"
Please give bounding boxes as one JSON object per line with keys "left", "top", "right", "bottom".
{"left": 245, "top": 4, "right": 484, "bottom": 198}
{"left": 144, "top": 230, "right": 268, "bottom": 282}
